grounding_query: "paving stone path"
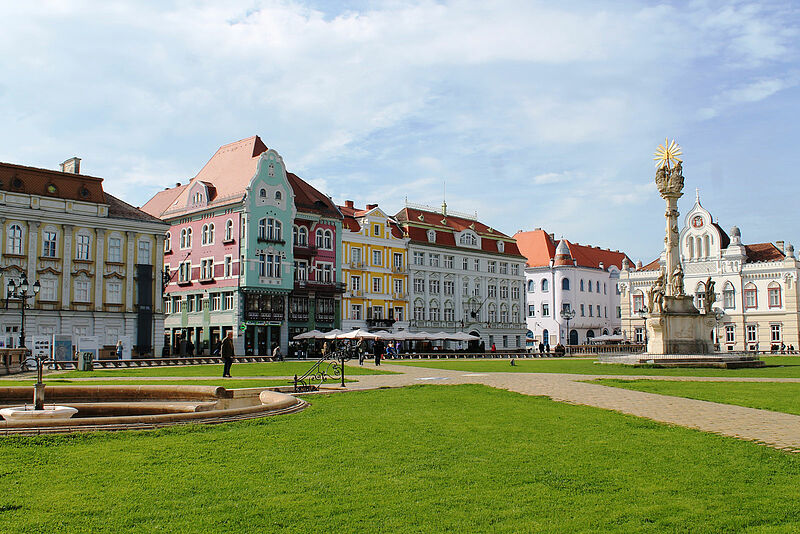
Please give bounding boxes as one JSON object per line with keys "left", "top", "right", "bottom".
{"left": 347, "top": 362, "right": 800, "bottom": 453}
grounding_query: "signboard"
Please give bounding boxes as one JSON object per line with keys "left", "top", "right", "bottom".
{"left": 77, "top": 336, "right": 100, "bottom": 359}
{"left": 53, "top": 335, "right": 73, "bottom": 361}
{"left": 32, "top": 336, "right": 52, "bottom": 363}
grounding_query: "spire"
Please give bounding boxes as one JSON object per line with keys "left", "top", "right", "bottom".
{"left": 696, "top": 187, "right": 700, "bottom": 204}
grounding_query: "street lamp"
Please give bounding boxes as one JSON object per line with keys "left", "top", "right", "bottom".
{"left": 637, "top": 305, "right": 649, "bottom": 347}
{"left": 712, "top": 308, "right": 724, "bottom": 351}
{"left": 7, "top": 276, "right": 44, "bottom": 409}
{"left": 560, "top": 308, "right": 576, "bottom": 345}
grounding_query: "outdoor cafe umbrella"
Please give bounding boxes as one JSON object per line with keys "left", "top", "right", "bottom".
{"left": 321, "top": 329, "right": 344, "bottom": 340}
{"left": 450, "top": 331, "right": 480, "bottom": 342}
{"left": 337, "top": 329, "right": 380, "bottom": 340}
{"left": 293, "top": 329, "right": 322, "bottom": 340}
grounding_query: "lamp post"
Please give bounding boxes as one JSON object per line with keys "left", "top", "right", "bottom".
{"left": 637, "top": 305, "right": 649, "bottom": 347}
{"left": 713, "top": 308, "right": 724, "bottom": 352}
{"left": 7, "top": 276, "right": 43, "bottom": 409}
{"left": 560, "top": 308, "right": 576, "bottom": 346}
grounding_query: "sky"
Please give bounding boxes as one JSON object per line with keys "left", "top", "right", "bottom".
{"left": 1, "top": 0, "right": 798, "bottom": 263}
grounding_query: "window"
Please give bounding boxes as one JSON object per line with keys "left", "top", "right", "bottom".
{"left": 201, "top": 223, "right": 215, "bottom": 245}
{"left": 164, "top": 232, "right": 171, "bottom": 251}
{"left": 500, "top": 307, "right": 509, "bottom": 323}
{"left": 429, "top": 254, "right": 440, "bottom": 267}
{"left": 444, "top": 306, "right": 454, "bottom": 322}
{"left": 473, "top": 281, "right": 481, "bottom": 297}
{"left": 76, "top": 234, "right": 91, "bottom": 260}
{"left": 413, "top": 277, "right": 425, "bottom": 293}
{"left": 463, "top": 280, "right": 469, "bottom": 296}
{"left": 374, "top": 224, "right": 382, "bottom": 237}
{"left": 324, "top": 230, "right": 332, "bottom": 250}
{"left": 746, "top": 324, "right": 757, "bottom": 344}
{"left": 108, "top": 237, "right": 122, "bottom": 262}
{"left": 580, "top": 279, "right": 585, "bottom": 291}
{"left": 224, "top": 256, "right": 232, "bottom": 277}
{"left": 275, "top": 190, "right": 282, "bottom": 201}
{"left": 179, "top": 260, "right": 192, "bottom": 283}
{"left": 75, "top": 280, "right": 90, "bottom": 302}
{"left": 210, "top": 294, "right": 221, "bottom": 311}
{"left": 413, "top": 252, "right": 425, "bottom": 265}
{"left": 42, "top": 231, "right": 57, "bottom": 257}
{"left": 351, "top": 248, "right": 362, "bottom": 265}
{"left": 723, "top": 283, "right": 735, "bottom": 309}
{"left": 502, "top": 335, "right": 508, "bottom": 348}
{"left": 427, "top": 229, "right": 436, "bottom": 243}
{"left": 633, "top": 291, "right": 644, "bottom": 313}
{"left": 180, "top": 228, "right": 192, "bottom": 249}
{"left": 589, "top": 305, "right": 594, "bottom": 317}
{"left": 372, "top": 250, "right": 383, "bottom": 266}
{"left": 541, "top": 279, "right": 549, "bottom": 292}
{"left": 725, "top": 324, "right": 735, "bottom": 344}
{"left": 500, "top": 285, "right": 508, "bottom": 299}
{"left": 488, "top": 261, "right": 496, "bottom": 273}
{"left": 744, "top": 283, "right": 757, "bottom": 309}
{"left": 459, "top": 232, "right": 477, "bottom": 246}
{"left": 616, "top": 306, "right": 621, "bottom": 319}
{"left": 258, "top": 254, "right": 281, "bottom": 278}
{"left": 351, "top": 275, "right": 361, "bottom": 291}
{"left": 316, "top": 263, "right": 333, "bottom": 282}
{"left": 394, "top": 279, "right": 404, "bottom": 294}
{"left": 511, "top": 264, "right": 520, "bottom": 276}
{"left": 351, "top": 304, "right": 362, "bottom": 321}
{"left": 429, "top": 305, "right": 440, "bottom": 321}
{"left": 7, "top": 224, "right": 23, "bottom": 255}
{"left": 373, "top": 277, "right": 382, "bottom": 293}
{"left": 561, "top": 278, "right": 570, "bottom": 291}
{"left": 443, "top": 280, "right": 454, "bottom": 295}
{"left": 293, "top": 226, "right": 308, "bottom": 247}
{"left": 634, "top": 327, "right": 644, "bottom": 344}
{"left": 580, "top": 304, "right": 585, "bottom": 317}
{"left": 200, "top": 259, "right": 214, "bottom": 280}
{"left": 488, "top": 284, "right": 496, "bottom": 298}
{"left": 444, "top": 256, "right": 454, "bottom": 269}
{"left": 393, "top": 253, "right": 403, "bottom": 269}
{"left": 223, "top": 292, "right": 235, "bottom": 311}
{"left": 138, "top": 240, "right": 151, "bottom": 264}
{"left": 40, "top": 278, "right": 58, "bottom": 301}
{"left": 474, "top": 259, "right": 480, "bottom": 271}
{"left": 528, "top": 304, "right": 535, "bottom": 317}
{"left": 462, "top": 258, "right": 469, "bottom": 270}
{"left": 429, "top": 279, "right": 440, "bottom": 294}
{"left": 187, "top": 295, "right": 195, "bottom": 313}
{"left": 771, "top": 324, "right": 782, "bottom": 343}
{"left": 542, "top": 303, "right": 550, "bottom": 317}
{"left": 527, "top": 280, "right": 535, "bottom": 293}
{"left": 258, "top": 218, "right": 282, "bottom": 241}
{"left": 294, "top": 261, "right": 308, "bottom": 281}
{"left": 106, "top": 280, "right": 122, "bottom": 304}
{"left": 414, "top": 304, "right": 424, "bottom": 321}
{"left": 695, "top": 283, "right": 706, "bottom": 312}
{"left": 500, "top": 262, "right": 508, "bottom": 274}
{"left": 259, "top": 188, "right": 267, "bottom": 198}
{"left": 225, "top": 220, "right": 234, "bottom": 241}
{"left": 315, "top": 229, "right": 324, "bottom": 248}
{"left": 511, "top": 285, "right": 520, "bottom": 300}
{"left": 768, "top": 283, "right": 782, "bottom": 308}
{"left": 588, "top": 281, "right": 593, "bottom": 293}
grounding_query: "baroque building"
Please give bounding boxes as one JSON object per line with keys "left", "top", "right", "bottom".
{"left": 0, "top": 158, "right": 168, "bottom": 354}
{"left": 514, "top": 229, "right": 631, "bottom": 347}
{"left": 142, "top": 136, "right": 343, "bottom": 356}
{"left": 339, "top": 201, "right": 409, "bottom": 332}
{"left": 395, "top": 203, "right": 527, "bottom": 349}
{"left": 619, "top": 194, "right": 799, "bottom": 351}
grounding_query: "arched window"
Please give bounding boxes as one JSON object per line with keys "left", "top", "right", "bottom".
{"left": 292, "top": 226, "right": 299, "bottom": 246}
{"left": 6, "top": 224, "right": 23, "bottom": 255}
{"left": 76, "top": 233, "right": 91, "bottom": 260}
{"left": 258, "top": 218, "right": 282, "bottom": 241}
{"left": 632, "top": 290, "right": 644, "bottom": 313}
{"left": 695, "top": 281, "right": 706, "bottom": 311}
{"left": 723, "top": 282, "right": 735, "bottom": 309}
{"left": 275, "top": 191, "right": 282, "bottom": 201}
{"left": 541, "top": 279, "right": 549, "bottom": 292}
{"left": 527, "top": 280, "right": 535, "bottom": 292}
{"left": 180, "top": 229, "right": 186, "bottom": 249}
{"left": 186, "top": 228, "right": 192, "bottom": 248}
{"left": 42, "top": 229, "right": 58, "bottom": 258}
{"left": 768, "top": 282, "right": 782, "bottom": 309}
{"left": 315, "top": 229, "right": 324, "bottom": 248}
{"left": 561, "top": 278, "right": 570, "bottom": 291}
{"left": 687, "top": 236, "right": 694, "bottom": 260}
{"left": 580, "top": 279, "right": 584, "bottom": 291}
{"left": 324, "top": 230, "right": 332, "bottom": 250}
{"left": 201, "top": 224, "right": 209, "bottom": 245}
{"left": 298, "top": 227, "right": 308, "bottom": 247}
{"left": 744, "top": 282, "right": 757, "bottom": 309}
{"left": 703, "top": 235, "right": 711, "bottom": 258}
{"left": 258, "top": 219, "right": 266, "bottom": 240}
{"left": 164, "top": 232, "right": 171, "bottom": 252}
{"left": 259, "top": 188, "right": 267, "bottom": 198}
{"left": 696, "top": 237, "right": 702, "bottom": 259}
{"left": 225, "top": 219, "right": 233, "bottom": 242}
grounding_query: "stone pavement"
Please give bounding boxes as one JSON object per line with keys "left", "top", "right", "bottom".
{"left": 346, "top": 362, "right": 800, "bottom": 453}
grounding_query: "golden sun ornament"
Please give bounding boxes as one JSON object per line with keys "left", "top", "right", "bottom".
{"left": 653, "top": 138, "right": 683, "bottom": 169}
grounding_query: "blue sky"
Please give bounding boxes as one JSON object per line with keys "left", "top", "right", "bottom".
{"left": 1, "top": 0, "right": 798, "bottom": 263}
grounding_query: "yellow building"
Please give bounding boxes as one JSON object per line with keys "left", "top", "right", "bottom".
{"left": 339, "top": 201, "right": 408, "bottom": 331}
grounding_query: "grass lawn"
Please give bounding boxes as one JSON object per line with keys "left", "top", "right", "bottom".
{"left": 51, "top": 361, "right": 396, "bottom": 378}
{"left": 592, "top": 378, "right": 800, "bottom": 416}
{"left": 2, "top": 384, "right": 800, "bottom": 532}
{"left": 393, "top": 355, "right": 800, "bottom": 377}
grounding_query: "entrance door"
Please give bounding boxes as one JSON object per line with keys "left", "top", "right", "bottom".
{"left": 542, "top": 329, "right": 549, "bottom": 346}
{"left": 569, "top": 329, "right": 579, "bottom": 345}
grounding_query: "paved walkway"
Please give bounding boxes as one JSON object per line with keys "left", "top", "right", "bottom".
{"left": 346, "top": 363, "right": 800, "bottom": 453}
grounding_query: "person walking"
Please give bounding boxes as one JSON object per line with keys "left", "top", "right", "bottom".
{"left": 116, "top": 340, "right": 123, "bottom": 360}
{"left": 357, "top": 338, "right": 365, "bottom": 366}
{"left": 373, "top": 339, "right": 384, "bottom": 366}
{"left": 221, "top": 331, "right": 234, "bottom": 378}
{"left": 272, "top": 343, "right": 283, "bottom": 361}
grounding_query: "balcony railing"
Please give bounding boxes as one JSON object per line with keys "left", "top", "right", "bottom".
{"left": 366, "top": 318, "right": 396, "bottom": 328}
{"left": 391, "top": 265, "right": 406, "bottom": 273}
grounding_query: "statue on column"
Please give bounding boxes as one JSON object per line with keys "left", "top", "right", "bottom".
{"left": 671, "top": 263, "right": 684, "bottom": 296}
{"left": 703, "top": 276, "right": 716, "bottom": 314}
{"left": 647, "top": 270, "right": 665, "bottom": 313}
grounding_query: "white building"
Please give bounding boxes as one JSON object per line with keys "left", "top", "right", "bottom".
{"left": 514, "top": 229, "right": 632, "bottom": 347}
{"left": 619, "top": 194, "right": 799, "bottom": 351}
{"left": 396, "top": 203, "right": 527, "bottom": 350}
{"left": 0, "top": 158, "right": 169, "bottom": 356}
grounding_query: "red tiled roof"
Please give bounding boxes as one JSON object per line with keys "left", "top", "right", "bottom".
{"left": 514, "top": 229, "right": 631, "bottom": 269}
{"left": 141, "top": 184, "right": 187, "bottom": 217}
{"left": 745, "top": 243, "right": 785, "bottom": 262}
{"left": 396, "top": 206, "right": 522, "bottom": 257}
{"left": 0, "top": 161, "right": 105, "bottom": 203}
{"left": 338, "top": 203, "right": 404, "bottom": 237}
{"left": 638, "top": 259, "right": 662, "bottom": 271}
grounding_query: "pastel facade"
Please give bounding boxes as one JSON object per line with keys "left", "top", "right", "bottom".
{"left": 339, "top": 201, "right": 409, "bottom": 332}
{"left": 619, "top": 195, "right": 800, "bottom": 350}
{"left": 0, "top": 159, "right": 168, "bottom": 354}
{"left": 514, "top": 229, "right": 632, "bottom": 347}
{"left": 396, "top": 203, "right": 527, "bottom": 349}
{"left": 143, "top": 136, "right": 343, "bottom": 356}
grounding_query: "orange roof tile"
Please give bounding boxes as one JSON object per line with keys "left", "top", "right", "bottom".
{"left": 514, "top": 229, "right": 632, "bottom": 269}
{"left": 141, "top": 184, "right": 187, "bottom": 217}
{"left": 745, "top": 243, "right": 785, "bottom": 262}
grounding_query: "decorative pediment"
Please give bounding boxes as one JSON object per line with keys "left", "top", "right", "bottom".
{"left": 1, "top": 256, "right": 26, "bottom": 271}
{"left": 104, "top": 264, "right": 126, "bottom": 278}
{"left": 36, "top": 267, "right": 61, "bottom": 276}
{"left": 103, "top": 271, "right": 125, "bottom": 280}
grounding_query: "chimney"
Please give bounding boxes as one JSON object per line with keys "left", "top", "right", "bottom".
{"left": 345, "top": 200, "right": 354, "bottom": 209}
{"left": 366, "top": 203, "right": 378, "bottom": 210}
{"left": 60, "top": 157, "right": 81, "bottom": 174}
{"left": 175, "top": 182, "right": 181, "bottom": 188}
{"left": 599, "top": 261, "right": 604, "bottom": 270}
{"left": 776, "top": 240, "right": 785, "bottom": 253}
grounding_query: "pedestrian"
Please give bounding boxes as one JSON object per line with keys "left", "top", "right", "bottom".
{"left": 272, "top": 343, "right": 283, "bottom": 361}
{"left": 357, "top": 338, "right": 365, "bottom": 366}
{"left": 490, "top": 343, "right": 496, "bottom": 353}
{"left": 221, "top": 331, "right": 234, "bottom": 378}
{"left": 116, "top": 340, "right": 123, "bottom": 360}
{"left": 186, "top": 339, "right": 195, "bottom": 357}
{"left": 538, "top": 342, "right": 544, "bottom": 356}
{"left": 374, "top": 339, "right": 384, "bottom": 366}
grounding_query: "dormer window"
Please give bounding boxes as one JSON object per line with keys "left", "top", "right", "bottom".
{"left": 427, "top": 230, "right": 436, "bottom": 243}
{"left": 497, "top": 241, "right": 505, "bottom": 252}
{"left": 459, "top": 232, "right": 478, "bottom": 247}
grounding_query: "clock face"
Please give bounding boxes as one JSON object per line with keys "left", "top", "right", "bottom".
{"left": 692, "top": 215, "right": 704, "bottom": 228}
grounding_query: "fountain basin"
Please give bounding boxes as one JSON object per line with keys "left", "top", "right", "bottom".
{"left": 1, "top": 405, "right": 78, "bottom": 423}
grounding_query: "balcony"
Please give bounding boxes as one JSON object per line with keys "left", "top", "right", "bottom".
{"left": 294, "top": 244, "right": 318, "bottom": 257}
{"left": 366, "top": 318, "right": 396, "bottom": 328}
{"left": 393, "top": 292, "right": 405, "bottom": 300}
{"left": 391, "top": 265, "right": 406, "bottom": 273}
{"left": 349, "top": 261, "right": 365, "bottom": 269}
{"left": 350, "top": 289, "right": 363, "bottom": 297}
{"left": 257, "top": 237, "right": 286, "bottom": 245}
{"left": 294, "top": 280, "right": 346, "bottom": 293}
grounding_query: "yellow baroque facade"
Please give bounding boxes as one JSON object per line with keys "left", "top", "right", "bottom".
{"left": 338, "top": 202, "right": 408, "bottom": 332}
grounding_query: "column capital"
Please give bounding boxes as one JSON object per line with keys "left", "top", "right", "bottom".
{"left": 96, "top": 227, "right": 106, "bottom": 237}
